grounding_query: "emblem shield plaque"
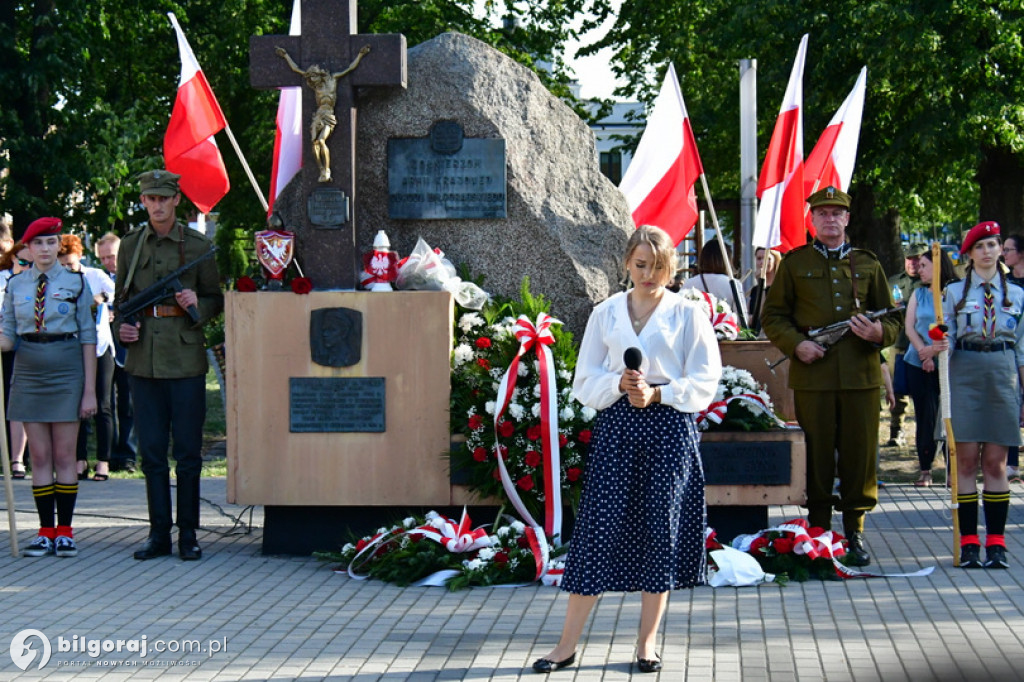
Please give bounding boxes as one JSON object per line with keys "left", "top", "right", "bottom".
{"left": 255, "top": 230, "right": 295, "bottom": 281}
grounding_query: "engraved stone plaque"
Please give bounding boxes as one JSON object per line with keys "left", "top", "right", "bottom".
{"left": 387, "top": 134, "right": 506, "bottom": 220}
{"left": 700, "top": 441, "right": 791, "bottom": 486}
{"left": 307, "top": 187, "right": 350, "bottom": 228}
{"left": 289, "top": 377, "right": 386, "bottom": 433}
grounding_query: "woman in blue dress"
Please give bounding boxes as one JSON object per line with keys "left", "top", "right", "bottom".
{"left": 531, "top": 225, "right": 721, "bottom": 674}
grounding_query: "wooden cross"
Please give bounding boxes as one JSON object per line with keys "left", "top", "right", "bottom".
{"left": 250, "top": 0, "right": 406, "bottom": 290}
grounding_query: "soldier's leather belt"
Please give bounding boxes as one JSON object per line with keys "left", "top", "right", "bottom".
{"left": 955, "top": 340, "right": 1011, "bottom": 353}
{"left": 142, "top": 304, "right": 187, "bottom": 318}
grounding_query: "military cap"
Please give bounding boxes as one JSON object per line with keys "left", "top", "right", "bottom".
{"left": 960, "top": 220, "right": 1000, "bottom": 255}
{"left": 21, "top": 217, "right": 63, "bottom": 243}
{"left": 902, "top": 242, "right": 927, "bottom": 258}
{"left": 806, "top": 186, "right": 851, "bottom": 210}
{"left": 139, "top": 169, "right": 181, "bottom": 197}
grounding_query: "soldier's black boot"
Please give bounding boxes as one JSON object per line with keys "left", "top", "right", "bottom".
{"left": 134, "top": 476, "right": 172, "bottom": 560}
{"left": 177, "top": 475, "right": 202, "bottom": 561}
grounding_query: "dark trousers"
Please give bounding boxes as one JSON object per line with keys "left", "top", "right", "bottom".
{"left": 129, "top": 374, "right": 206, "bottom": 535}
{"left": 76, "top": 349, "right": 115, "bottom": 462}
{"left": 110, "top": 364, "right": 136, "bottom": 463}
{"left": 906, "top": 363, "right": 940, "bottom": 471}
{"left": 795, "top": 388, "right": 880, "bottom": 535}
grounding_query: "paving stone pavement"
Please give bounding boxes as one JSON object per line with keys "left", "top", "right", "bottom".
{"left": 1, "top": 477, "right": 1023, "bottom": 680}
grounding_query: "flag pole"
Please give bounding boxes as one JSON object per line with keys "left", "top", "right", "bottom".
{"left": 931, "top": 241, "right": 960, "bottom": 565}
{"left": 221, "top": 124, "right": 269, "bottom": 213}
{"left": 699, "top": 173, "right": 749, "bottom": 328}
{"left": 0, "top": 360, "right": 19, "bottom": 557}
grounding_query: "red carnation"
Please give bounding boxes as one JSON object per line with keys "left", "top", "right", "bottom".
{"left": 494, "top": 551, "right": 510, "bottom": 565}
{"left": 473, "top": 447, "right": 488, "bottom": 462}
{"left": 498, "top": 421, "right": 515, "bottom": 438}
{"left": 498, "top": 445, "right": 508, "bottom": 460}
{"left": 468, "top": 414, "right": 484, "bottom": 431}
{"left": 566, "top": 467, "right": 582, "bottom": 482}
{"left": 236, "top": 276, "right": 258, "bottom": 292}
{"left": 492, "top": 468, "right": 502, "bottom": 481}
{"left": 477, "top": 358, "right": 491, "bottom": 371}
{"left": 290, "top": 277, "right": 313, "bottom": 294}
{"left": 578, "top": 429, "right": 592, "bottom": 444}
{"left": 516, "top": 475, "right": 535, "bottom": 491}
{"left": 475, "top": 337, "right": 492, "bottom": 349}
{"left": 517, "top": 535, "right": 531, "bottom": 548}
{"left": 526, "top": 425, "right": 542, "bottom": 441}
{"left": 524, "top": 450, "right": 541, "bottom": 467}
{"left": 558, "top": 434, "right": 568, "bottom": 447}
{"left": 773, "top": 537, "right": 795, "bottom": 554}
{"left": 750, "top": 537, "right": 770, "bottom": 554}
{"left": 355, "top": 538, "right": 369, "bottom": 552}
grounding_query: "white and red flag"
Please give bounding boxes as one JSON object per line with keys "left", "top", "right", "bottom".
{"left": 268, "top": 0, "right": 303, "bottom": 215}
{"left": 753, "top": 34, "right": 809, "bottom": 252}
{"left": 164, "top": 13, "right": 230, "bottom": 214}
{"left": 804, "top": 66, "right": 866, "bottom": 201}
{"left": 618, "top": 63, "right": 704, "bottom": 246}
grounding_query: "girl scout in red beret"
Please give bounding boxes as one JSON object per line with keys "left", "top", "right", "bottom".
{"left": 942, "top": 221, "right": 1024, "bottom": 569}
{"left": 0, "top": 217, "right": 97, "bottom": 557}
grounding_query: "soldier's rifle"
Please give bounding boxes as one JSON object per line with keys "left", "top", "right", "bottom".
{"left": 117, "top": 247, "right": 218, "bottom": 325}
{"left": 766, "top": 304, "right": 904, "bottom": 372}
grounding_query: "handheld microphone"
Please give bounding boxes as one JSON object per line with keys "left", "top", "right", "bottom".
{"left": 623, "top": 347, "right": 643, "bottom": 371}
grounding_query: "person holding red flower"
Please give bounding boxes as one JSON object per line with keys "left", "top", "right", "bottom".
{"left": 114, "top": 170, "right": 223, "bottom": 562}
{"left": 531, "top": 225, "right": 721, "bottom": 675}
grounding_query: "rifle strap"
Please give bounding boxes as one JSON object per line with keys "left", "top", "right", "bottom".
{"left": 849, "top": 248, "right": 861, "bottom": 310}
{"left": 119, "top": 225, "right": 150, "bottom": 301}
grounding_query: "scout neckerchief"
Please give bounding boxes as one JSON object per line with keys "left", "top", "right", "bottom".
{"left": 34, "top": 272, "right": 47, "bottom": 331}
{"left": 982, "top": 282, "right": 996, "bottom": 339}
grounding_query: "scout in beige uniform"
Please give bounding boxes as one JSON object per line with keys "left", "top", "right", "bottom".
{"left": 114, "top": 170, "right": 223, "bottom": 561}
{"left": 762, "top": 187, "right": 900, "bottom": 566}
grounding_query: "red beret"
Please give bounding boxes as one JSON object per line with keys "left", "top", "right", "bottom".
{"left": 22, "top": 217, "right": 63, "bottom": 244}
{"left": 960, "top": 221, "right": 1000, "bottom": 255}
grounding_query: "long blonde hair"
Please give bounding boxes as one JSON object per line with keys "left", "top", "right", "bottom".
{"left": 625, "top": 225, "right": 677, "bottom": 277}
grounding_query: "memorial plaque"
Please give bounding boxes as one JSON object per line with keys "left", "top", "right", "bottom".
{"left": 388, "top": 133, "right": 506, "bottom": 219}
{"left": 307, "top": 187, "right": 350, "bottom": 228}
{"left": 289, "top": 377, "right": 386, "bottom": 432}
{"left": 700, "top": 441, "right": 791, "bottom": 486}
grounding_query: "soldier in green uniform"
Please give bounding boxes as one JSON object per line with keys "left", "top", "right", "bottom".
{"left": 762, "top": 187, "right": 901, "bottom": 566}
{"left": 114, "top": 170, "right": 223, "bottom": 561}
{"left": 886, "top": 242, "right": 925, "bottom": 446}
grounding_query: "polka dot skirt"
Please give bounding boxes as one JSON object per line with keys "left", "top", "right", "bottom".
{"left": 562, "top": 397, "right": 707, "bottom": 595}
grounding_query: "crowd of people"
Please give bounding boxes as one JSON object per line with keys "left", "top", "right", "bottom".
{"left": 1, "top": 169, "right": 222, "bottom": 561}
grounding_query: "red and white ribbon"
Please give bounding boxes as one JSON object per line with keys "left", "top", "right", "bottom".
{"left": 407, "top": 509, "right": 493, "bottom": 553}
{"left": 697, "top": 392, "right": 786, "bottom": 428}
{"left": 491, "top": 313, "right": 565, "bottom": 584}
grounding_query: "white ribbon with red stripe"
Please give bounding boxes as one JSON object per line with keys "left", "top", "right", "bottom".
{"left": 697, "top": 392, "right": 786, "bottom": 428}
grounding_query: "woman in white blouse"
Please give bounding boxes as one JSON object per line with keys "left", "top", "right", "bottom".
{"left": 532, "top": 225, "right": 722, "bottom": 675}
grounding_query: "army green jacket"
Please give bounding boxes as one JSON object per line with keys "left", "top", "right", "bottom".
{"left": 762, "top": 242, "right": 901, "bottom": 391}
{"left": 887, "top": 271, "right": 919, "bottom": 352}
{"left": 113, "top": 221, "right": 223, "bottom": 379}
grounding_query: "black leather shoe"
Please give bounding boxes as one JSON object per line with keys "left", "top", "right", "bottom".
{"left": 983, "top": 544, "right": 1009, "bottom": 569}
{"left": 133, "top": 536, "right": 172, "bottom": 560}
{"left": 846, "top": 532, "right": 871, "bottom": 567}
{"left": 960, "top": 544, "right": 983, "bottom": 568}
{"left": 531, "top": 652, "right": 575, "bottom": 673}
{"left": 637, "top": 654, "right": 662, "bottom": 673}
{"left": 179, "top": 530, "right": 202, "bottom": 561}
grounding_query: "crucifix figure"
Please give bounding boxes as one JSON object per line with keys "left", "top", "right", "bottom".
{"left": 275, "top": 44, "right": 371, "bottom": 182}
{"left": 250, "top": 0, "right": 406, "bottom": 289}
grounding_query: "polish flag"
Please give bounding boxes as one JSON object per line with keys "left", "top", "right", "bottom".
{"left": 804, "top": 66, "right": 866, "bottom": 202}
{"left": 164, "top": 13, "right": 230, "bottom": 215}
{"left": 619, "top": 63, "right": 704, "bottom": 246}
{"left": 268, "top": 0, "right": 303, "bottom": 215}
{"left": 753, "top": 34, "right": 808, "bottom": 252}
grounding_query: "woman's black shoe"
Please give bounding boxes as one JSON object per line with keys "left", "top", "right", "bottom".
{"left": 637, "top": 654, "right": 662, "bottom": 673}
{"left": 531, "top": 652, "right": 576, "bottom": 673}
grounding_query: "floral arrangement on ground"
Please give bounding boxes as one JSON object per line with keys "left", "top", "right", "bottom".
{"left": 314, "top": 511, "right": 566, "bottom": 591}
{"left": 706, "top": 519, "right": 851, "bottom": 583}
{"left": 449, "top": 278, "right": 594, "bottom": 527}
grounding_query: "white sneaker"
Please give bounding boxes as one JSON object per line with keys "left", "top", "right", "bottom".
{"left": 23, "top": 535, "right": 54, "bottom": 557}
{"left": 54, "top": 535, "right": 78, "bottom": 558}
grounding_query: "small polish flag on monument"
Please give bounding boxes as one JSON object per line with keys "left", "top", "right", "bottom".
{"left": 753, "top": 34, "right": 808, "bottom": 252}
{"left": 804, "top": 66, "right": 866, "bottom": 199}
{"left": 268, "top": 0, "right": 303, "bottom": 215}
{"left": 619, "top": 63, "right": 704, "bottom": 246}
{"left": 164, "top": 13, "right": 230, "bottom": 214}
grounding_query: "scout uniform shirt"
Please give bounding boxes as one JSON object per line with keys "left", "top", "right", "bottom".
{"left": 113, "top": 221, "right": 223, "bottom": 379}
{"left": 761, "top": 241, "right": 901, "bottom": 391}
{"left": 1, "top": 264, "right": 98, "bottom": 345}
{"left": 943, "top": 275, "right": 1024, "bottom": 366}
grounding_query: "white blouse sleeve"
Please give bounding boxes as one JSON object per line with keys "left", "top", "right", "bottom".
{"left": 572, "top": 302, "right": 625, "bottom": 411}
{"left": 657, "top": 301, "right": 722, "bottom": 412}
